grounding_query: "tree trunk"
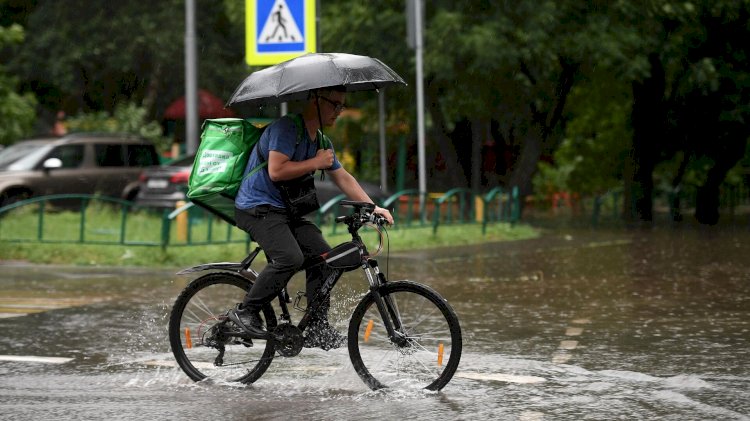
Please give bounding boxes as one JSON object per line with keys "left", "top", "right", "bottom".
{"left": 694, "top": 122, "right": 749, "bottom": 225}
{"left": 425, "top": 78, "right": 467, "bottom": 188}
{"left": 626, "top": 54, "right": 666, "bottom": 224}
{"left": 470, "top": 118, "right": 485, "bottom": 194}
{"left": 510, "top": 57, "right": 578, "bottom": 198}
{"left": 509, "top": 127, "right": 544, "bottom": 196}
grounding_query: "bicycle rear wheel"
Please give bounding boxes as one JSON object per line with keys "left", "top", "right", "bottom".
{"left": 168, "top": 272, "right": 277, "bottom": 384}
{"left": 348, "top": 281, "right": 462, "bottom": 391}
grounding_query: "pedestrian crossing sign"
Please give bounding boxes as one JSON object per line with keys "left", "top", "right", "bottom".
{"left": 246, "top": 0, "right": 316, "bottom": 66}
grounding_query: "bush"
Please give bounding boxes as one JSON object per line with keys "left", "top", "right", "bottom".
{"left": 65, "top": 102, "right": 170, "bottom": 153}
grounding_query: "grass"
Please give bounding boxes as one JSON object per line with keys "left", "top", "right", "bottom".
{"left": 0, "top": 203, "right": 539, "bottom": 268}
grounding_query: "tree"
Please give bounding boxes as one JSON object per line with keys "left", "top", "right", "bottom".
{"left": 6, "top": 0, "right": 748, "bottom": 227}
{"left": 623, "top": 1, "right": 750, "bottom": 225}
{"left": 8, "top": 0, "right": 246, "bottom": 124}
{"left": 537, "top": 69, "right": 633, "bottom": 200}
{"left": 320, "top": 1, "right": 619, "bottom": 195}
{"left": 0, "top": 23, "right": 36, "bottom": 145}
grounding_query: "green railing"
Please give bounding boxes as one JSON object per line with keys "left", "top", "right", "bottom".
{"left": 482, "top": 186, "right": 520, "bottom": 233}
{"left": 0, "top": 194, "right": 249, "bottom": 249}
{"left": 0, "top": 188, "right": 523, "bottom": 248}
{"left": 431, "top": 188, "right": 473, "bottom": 234}
{"left": 382, "top": 189, "right": 425, "bottom": 227}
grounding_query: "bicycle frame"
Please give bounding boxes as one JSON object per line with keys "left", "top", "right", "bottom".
{"left": 273, "top": 218, "right": 406, "bottom": 345}
{"left": 175, "top": 201, "right": 406, "bottom": 344}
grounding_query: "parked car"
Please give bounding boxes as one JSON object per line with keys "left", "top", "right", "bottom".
{"left": 0, "top": 133, "right": 160, "bottom": 208}
{"left": 134, "top": 154, "right": 387, "bottom": 210}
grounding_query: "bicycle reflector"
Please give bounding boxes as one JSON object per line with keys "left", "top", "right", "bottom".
{"left": 185, "top": 327, "right": 193, "bottom": 349}
{"left": 438, "top": 343, "right": 444, "bottom": 366}
{"left": 364, "top": 319, "right": 374, "bottom": 342}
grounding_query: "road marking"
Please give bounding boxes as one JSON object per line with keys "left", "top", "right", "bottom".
{"left": 552, "top": 318, "right": 591, "bottom": 364}
{"left": 0, "top": 355, "right": 73, "bottom": 364}
{"left": 142, "top": 359, "right": 181, "bottom": 368}
{"left": 551, "top": 353, "right": 572, "bottom": 364}
{"left": 456, "top": 372, "right": 546, "bottom": 384}
{"left": 0, "top": 296, "right": 110, "bottom": 317}
{"left": 520, "top": 411, "right": 545, "bottom": 421}
{"left": 141, "top": 359, "right": 340, "bottom": 374}
{"left": 565, "top": 327, "right": 584, "bottom": 336}
{"left": 559, "top": 340, "right": 579, "bottom": 350}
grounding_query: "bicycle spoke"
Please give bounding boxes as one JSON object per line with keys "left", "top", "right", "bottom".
{"left": 349, "top": 282, "right": 462, "bottom": 391}
{"left": 169, "top": 273, "right": 276, "bottom": 384}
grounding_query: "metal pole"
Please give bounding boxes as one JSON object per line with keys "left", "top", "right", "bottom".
{"left": 185, "top": 0, "right": 198, "bottom": 155}
{"left": 316, "top": 0, "right": 321, "bottom": 52}
{"left": 415, "top": 0, "right": 427, "bottom": 217}
{"left": 378, "top": 90, "right": 388, "bottom": 192}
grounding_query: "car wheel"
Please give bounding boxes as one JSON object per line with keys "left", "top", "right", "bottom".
{"left": 124, "top": 188, "right": 139, "bottom": 202}
{"left": 0, "top": 189, "right": 32, "bottom": 209}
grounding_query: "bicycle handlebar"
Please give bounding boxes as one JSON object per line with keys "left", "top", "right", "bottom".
{"left": 335, "top": 200, "right": 388, "bottom": 228}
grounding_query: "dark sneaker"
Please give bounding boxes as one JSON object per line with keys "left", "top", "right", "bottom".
{"left": 227, "top": 304, "right": 266, "bottom": 337}
{"left": 304, "top": 320, "right": 346, "bottom": 351}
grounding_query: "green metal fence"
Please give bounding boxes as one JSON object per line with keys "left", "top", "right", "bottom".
{"left": 0, "top": 194, "right": 248, "bottom": 249}
{"left": 0, "top": 188, "right": 522, "bottom": 248}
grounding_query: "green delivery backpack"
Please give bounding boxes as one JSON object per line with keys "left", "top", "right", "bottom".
{"left": 187, "top": 118, "right": 268, "bottom": 224}
{"left": 186, "top": 114, "right": 309, "bottom": 225}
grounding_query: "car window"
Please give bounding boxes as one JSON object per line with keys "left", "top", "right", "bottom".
{"left": 95, "top": 144, "right": 125, "bottom": 167}
{"left": 47, "top": 144, "right": 85, "bottom": 168}
{"left": 127, "top": 144, "right": 160, "bottom": 167}
{"left": 0, "top": 142, "right": 50, "bottom": 169}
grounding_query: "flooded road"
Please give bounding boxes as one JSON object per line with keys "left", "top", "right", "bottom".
{"left": 1, "top": 227, "right": 748, "bottom": 420}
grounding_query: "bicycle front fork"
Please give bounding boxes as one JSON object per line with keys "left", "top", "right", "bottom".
{"left": 363, "top": 259, "right": 407, "bottom": 346}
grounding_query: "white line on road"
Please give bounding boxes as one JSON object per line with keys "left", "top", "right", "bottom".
{"left": 456, "top": 372, "right": 546, "bottom": 384}
{"left": 565, "top": 327, "right": 584, "bottom": 336}
{"left": 0, "top": 355, "right": 74, "bottom": 364}
{"left": 559, "top": 340, "right": 579, "bottom": 350}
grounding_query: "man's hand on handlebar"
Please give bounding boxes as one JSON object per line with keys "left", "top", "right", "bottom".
{"left": 374, "top": 206, "right": 394, "bottom": 225}
{"left": 337, "top": 201, "right": 393, "bottom": 226}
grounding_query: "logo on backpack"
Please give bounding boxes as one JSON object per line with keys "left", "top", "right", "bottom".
{"left": 197, "top": 150, "right": 233, "bottom": 175}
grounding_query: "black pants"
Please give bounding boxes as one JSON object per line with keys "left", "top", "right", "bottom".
{"left": 235, "top": 205, "right": 335, "bottom": 311}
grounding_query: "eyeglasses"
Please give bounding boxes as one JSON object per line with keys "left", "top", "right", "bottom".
{"left": 319, "top": 96, "right": 346, "bottom": 113}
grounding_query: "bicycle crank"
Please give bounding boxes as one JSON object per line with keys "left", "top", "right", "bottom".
{"left": 272, "top": 324, "right": 304, "bottom": 357}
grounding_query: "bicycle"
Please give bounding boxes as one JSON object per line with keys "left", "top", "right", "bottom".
{"left": 168, "top": 200, "right": 462, "bottom": 391}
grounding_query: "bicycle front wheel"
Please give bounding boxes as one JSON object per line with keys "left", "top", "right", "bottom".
{"left": 348, "top": 281, "right": 462, "bottom": 391}
{"left": 168, "top": 272, "right": 277, "bottom": 384}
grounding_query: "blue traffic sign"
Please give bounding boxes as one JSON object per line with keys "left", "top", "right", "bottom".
{"left": 246, "top": 0, "right": 316, "bottom": 65}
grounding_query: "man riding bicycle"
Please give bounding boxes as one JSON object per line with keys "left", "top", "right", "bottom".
{"left": 229, "top": 86, "right": 394, "bottom": 350}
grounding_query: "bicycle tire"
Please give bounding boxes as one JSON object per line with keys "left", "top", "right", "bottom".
{"left": 168, "top": 272, "right": 277, "bottom": 384}
{"left": 347, "top": 281, "right": 462, "bottom": 391}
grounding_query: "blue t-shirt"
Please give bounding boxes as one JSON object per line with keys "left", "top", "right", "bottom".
{"left": 235, "top": 114, "right": 341, "bottom": 210}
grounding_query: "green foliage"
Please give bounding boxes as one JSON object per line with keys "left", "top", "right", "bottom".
{"left": 0, "top": 24, "right": 36, "bottom": 145}
{"left": 4, "top": 0, "right": 750, "bottom": 216}
{"left": 65, "top": 103, "right": 170, "bottom": 153}
{"left": 8, "top": 1, "right": 246, "bottom": 120}
{"left": 532, "top": 66, "right": 632, "bottom": 202}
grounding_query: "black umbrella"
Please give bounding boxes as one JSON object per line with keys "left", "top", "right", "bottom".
{"left": 226, "top": 53, "right": 406, "bottom": 108}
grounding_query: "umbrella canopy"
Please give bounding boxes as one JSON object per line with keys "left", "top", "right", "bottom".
{"left": 164, "top": 89, "right": 236, "bottom": 120}
{"left": 226, "top": 53, "right": 406, "bottom": 108}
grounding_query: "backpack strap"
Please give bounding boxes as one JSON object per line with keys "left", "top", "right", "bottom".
{"left": 251, "top": 114, "right": 324, "bottom": 174}
{"left": 244, "top": 113, "right": 313, "bottom": 181}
